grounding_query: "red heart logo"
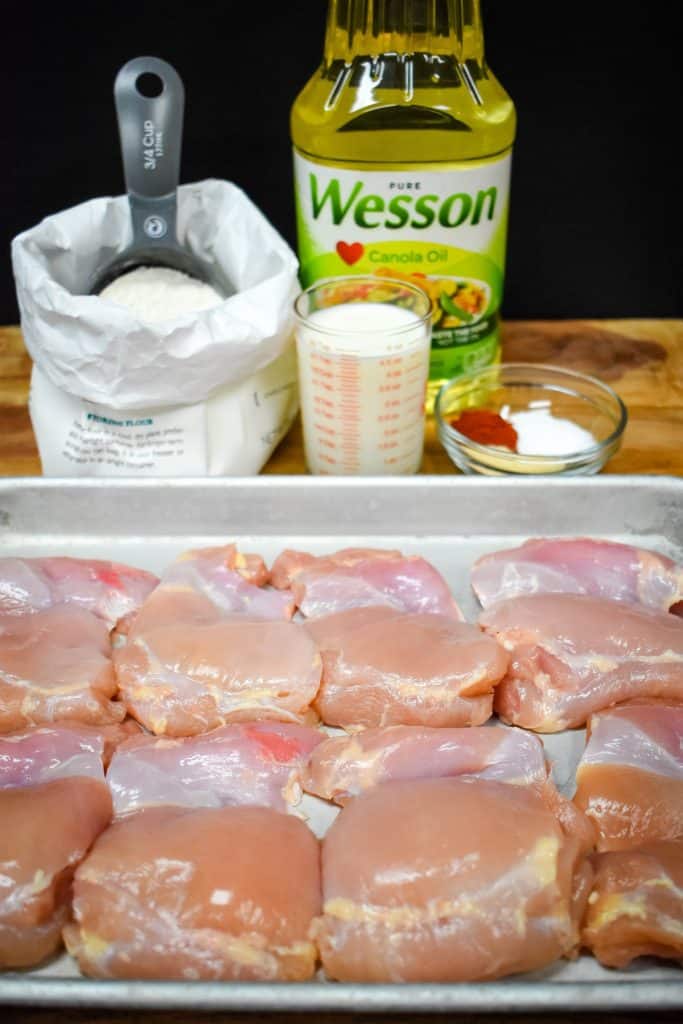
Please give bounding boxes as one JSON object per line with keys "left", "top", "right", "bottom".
{"left": 336, "top": 241, "right": 364, "bottom": 266}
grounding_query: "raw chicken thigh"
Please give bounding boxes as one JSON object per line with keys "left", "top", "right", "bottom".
{"left": 270, "top": 547, "right": 462, "bottom": 619}
{"left": 0, "top": 722, "right": 122, "bottom": 788}
{"left": 64, "top": 805, "right": 321, "bottom": 981}
{"left": 480, "top": 594, "right": 683, "bottom": 732}
{"left": 0, "top": 724, "right": 113, "bottom": 969}
{"left": 314, "top": 777, "right": 592, "bottom": 982}
{"left": 0, "top": 723, "right": 142, "bottom": 793}
{"left": 0, "top": 556, "right": 158, "bottom": 632}
{"left": 471, "top": 538, "right": 683, "bottom": 613}
{"left": 0, "top": 606, "right": 122, "bottom": 733}
{"left": 115, "top": 617, "right": 321, "bottom": 735}
{"left": 304, "top": 723, "right": 549, "bottom": 803}
{"left": 574, "top": 701, "right": 683, "bottom": 850}
{"left": 128, "top": 545, "right": 293, "bottom": 635}
{"left": 6, "top": 531, "right": 683, "bottom": 987}
{"left": 581, "top": 841, "right": 683, "bottom": 968}
{"left": 108, "top": 722, "right": 323, "bottom": 816}
{"left": 306, "top": 608, "right": 507, "bottom": 728}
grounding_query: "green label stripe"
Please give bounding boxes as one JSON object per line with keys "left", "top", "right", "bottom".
{"left": 432, "top": 312, "right": 499, "bottom": 349}
{"left": 430, "top": 333, "right": 501, "bottom": 380}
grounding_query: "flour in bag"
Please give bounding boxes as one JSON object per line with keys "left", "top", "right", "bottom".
{"left": 99, "top": 267, "right": 223, "bottom": 322}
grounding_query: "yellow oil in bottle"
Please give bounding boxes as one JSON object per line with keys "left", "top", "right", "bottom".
{"left": 291, "top": 0, "right": 516, "bottom": 407}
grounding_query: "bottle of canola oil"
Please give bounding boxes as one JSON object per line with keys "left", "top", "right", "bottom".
{"left": 291, "top": 0, "right": 516, "bottom": 405}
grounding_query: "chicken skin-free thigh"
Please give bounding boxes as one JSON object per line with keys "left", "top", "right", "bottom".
{"left": 471, "top": 538, "right": 683, "bottom": 613}
{"left": 0, "top": 722, "right": 114, "bottom": 969}
{"left": 304, "top": 723, "right": 548, "bottom": 803}
{"left": 0, "top": 777, "right": 112, "bottom": 968}
{"left": 315, "top": 777, "right": 592, "bottom": 982}
{"left": 0, "top": 556, "right": 158, "bottom": 632}
{"left": 581, "top": 841, "right": 683, "bottom": 968}
{"left": 0, "top": 721, "right": 135, "bottom": 787}
{"left": 271, "top": 547, "right": 463, "bottom": 620}
{"left": 574, "top": 701, "right": 683, "bottom": 850}
{"left": 108, "top": 722, "right": 323, "bottom": 816}
{"left": 128, "top": 544, "right": 293, "bottom": 636}
{"left": 480, "top": 594, "right": 683, "bottom": 731}
{"left": 0, "top": 606, "right": 122, "bottom": 733}
{"left": 115, "top": 618, "right": 322, "bottom": 735}
{"left": 64, "top": 805, "right": 321, "bottom": 981}
{"left": 307, "top": 609, "right": 507, "bottom": 728}
{"left": 0, "top": 719, "right": 140, "bottom": 782}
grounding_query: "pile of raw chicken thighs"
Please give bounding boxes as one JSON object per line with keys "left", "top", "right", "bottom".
{"left": 1, "top": 539, "right": 681, "bottom": 982}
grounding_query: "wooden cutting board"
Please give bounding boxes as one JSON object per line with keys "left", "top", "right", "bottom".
{"left": 1, "top": 319, "right": 681, "bottom": 476}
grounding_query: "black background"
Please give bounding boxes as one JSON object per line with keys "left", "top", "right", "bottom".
{"left": 4, "top": 1, "right": 681, "bottom": 325}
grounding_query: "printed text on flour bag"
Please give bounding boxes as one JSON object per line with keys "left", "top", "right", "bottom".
{"left": 58, "top": 402, "right": 205, "bottom": 475}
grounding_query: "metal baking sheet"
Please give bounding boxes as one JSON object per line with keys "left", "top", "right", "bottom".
{"left": 0, "top": 475, "right": 682, "bottom": 1013}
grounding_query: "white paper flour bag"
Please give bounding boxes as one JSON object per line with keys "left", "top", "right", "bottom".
{"left": 11, "top": 179, "right": 300, "bottom": 476}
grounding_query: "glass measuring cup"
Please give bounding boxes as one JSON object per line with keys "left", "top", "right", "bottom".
{"left": 293, "top": 276, "right": 432, "bottom": 475}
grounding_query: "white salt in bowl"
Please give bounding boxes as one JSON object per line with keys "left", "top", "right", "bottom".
{"left": 435, "top": 363, "right": 627, "bottom": 476}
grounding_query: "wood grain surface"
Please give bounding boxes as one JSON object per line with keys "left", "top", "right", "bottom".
{"left": 1, "top": 319, "right": 681, "bottom": 477}
{"left": 0, "top": 319, "right": 681, "bottom": 1020}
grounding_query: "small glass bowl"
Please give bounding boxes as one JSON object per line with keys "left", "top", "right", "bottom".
{"left": 435, "top": 363, "right": 628, "bottom": 476}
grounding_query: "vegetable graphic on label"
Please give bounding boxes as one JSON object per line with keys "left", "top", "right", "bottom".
{"left": 372, "top": 268, "right": 489, "bottom": 332}
{"left": 440, "top": 292, "right": 474, "bottom": 323}
{"left": 336, "top": 241, "right": 364, "bottom": 266}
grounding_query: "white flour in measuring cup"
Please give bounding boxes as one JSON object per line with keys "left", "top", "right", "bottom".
{"left": 295, "top": 299, "right": 430, "bottom": 475}
{"left": 99, "top": 266, "right": 223, "bottom": 321}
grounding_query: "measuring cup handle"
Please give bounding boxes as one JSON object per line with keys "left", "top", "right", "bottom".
{"left": 114, "top": 56, "right": 185, "bottom": 248}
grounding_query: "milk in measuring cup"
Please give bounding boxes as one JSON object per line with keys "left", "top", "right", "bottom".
{"left": 295, "top": 300, "right": 430, "bottom": 475}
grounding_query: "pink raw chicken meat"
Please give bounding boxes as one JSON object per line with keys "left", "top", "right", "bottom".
{"left": 581, "top": 840, "right": 683, "bottom": 968}
{"left": 574, "top": 700, "right": 683, "bottom": 850}
{"left": 0, "top": 724, "right": 113, "bottom": 968}
{"left": 314, "top": 777, "right": 593, "bottom": 982}
{"left": 115, "top": 617, "right": 322, "bottom": 735}
{"left": 0, "top": 556, "right": 158, "bottom": 632}
{"left": 306, "top": 607, "right": 507, "bottom": 728}
{"left": 480, "top": 594, "right": 683, "bottom": 732}
{"left": 304, "top": 723, "right": 549, "bottom": 803}
{"left": 471, "top": 537, "right": 683, "bottom": 614}
{"left": 108, "top": 722, "right": 324, "bottom": 816}
{"left": 303, "top": 721, "right": 594, "bottom": 848}
{"left": 0, "top": 720, "right": 139, "bottom": 788}
{"left": 0, "top": 606, "right": 123, "bottom": 733}
{"left": 128, "top": 545, "right": 293, "bottom": 636}
{"left": 64, "top": 805, "right": 321, "bottom": 980}
{"left": 270, "top": 547, "right": 463, "bottom": 620}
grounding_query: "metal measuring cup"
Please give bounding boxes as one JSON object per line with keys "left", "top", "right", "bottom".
{"left": 90, "top": 56, "right": 227, "bottom": 296}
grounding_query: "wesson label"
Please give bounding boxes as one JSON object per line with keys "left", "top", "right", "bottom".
{"left": 293, "top": 151, "right": 512, "bottom": 381}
